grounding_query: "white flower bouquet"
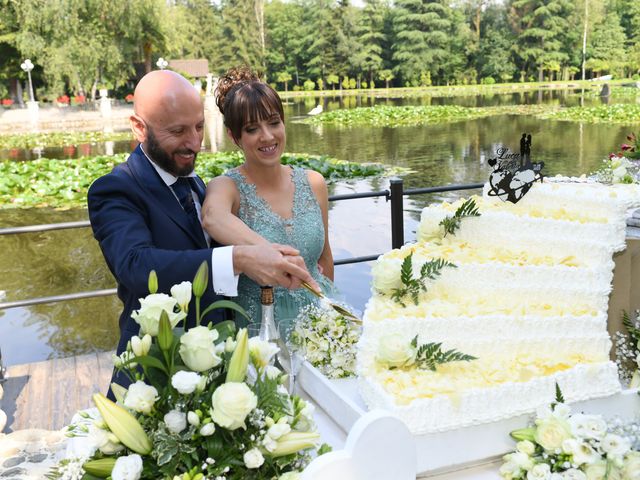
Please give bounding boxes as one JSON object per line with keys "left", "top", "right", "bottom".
{"left": 294, "top": 303, "right": 360, "bottom": 379}
{"left": 615, "top": 309, "right": 640, "bottom": 388}
{"left": 50, "top": 262, "right": 325, "bottom": 480}
{"left": 593, "top": 154, "right": 638, "bottom": 185}
{"left": 501, "top": 387, "right": 640, "bottom": 480}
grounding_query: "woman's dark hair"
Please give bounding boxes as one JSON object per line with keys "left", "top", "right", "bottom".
{"left": 215, "top": 66, "right": 284, "bottom": 141}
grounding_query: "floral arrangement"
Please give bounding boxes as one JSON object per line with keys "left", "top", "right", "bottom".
{"left": 376, "top": 333, "right": 476, "bottom": 371}
{"left": 50, "top": 262, "right": 325, "bottom": 480}
{"left": 73, "top": 95, "right": 86, "bottom": 104}
{"left": 615, "top": 309, "right": 640, "bottom": 388}
{"left": 125, "top": 93, "right": 135, "bottom": 103}
{"left": 57, "top": 95, "right": 70, "bottom": 105}
{"left": 500, "top": 386, "right": 640, "bottom": 480}
{"left": 593, "top": 134, "right": 640, "bottom": 184}
{"left": 293, "top": 302, "right": 360, "bottom": 379}
{"left": 1, "top": 98, "right": 13, "bottom": 106}
{"left": 371, "top": 251, "right": 456, "bottom": 307}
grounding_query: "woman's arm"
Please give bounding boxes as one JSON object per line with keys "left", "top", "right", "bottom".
{"left": 307, "top": 170, "right": 334, "bottom": 281}
{"left": 202, "top": 176, "right": 269, "bottom": 246}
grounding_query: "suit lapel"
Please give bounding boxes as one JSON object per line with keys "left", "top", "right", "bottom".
{"left": 127, "top": 146, "right": 209, "bottom": 248}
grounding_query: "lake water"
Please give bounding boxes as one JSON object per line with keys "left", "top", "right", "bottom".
{"left": 1, "top": 89, "right": 639, "bottom": 366}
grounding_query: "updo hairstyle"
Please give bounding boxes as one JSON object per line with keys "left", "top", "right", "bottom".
{"left": 215, "top": 66, "right": 285, "bottom": 141}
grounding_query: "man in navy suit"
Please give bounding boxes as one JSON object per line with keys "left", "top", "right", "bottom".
{"left": 88, "top": 71, "right": 315, "bottom": 395}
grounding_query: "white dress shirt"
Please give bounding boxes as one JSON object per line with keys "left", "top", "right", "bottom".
{"left": 141, "top": 146, "right": 239, "bottom": 296}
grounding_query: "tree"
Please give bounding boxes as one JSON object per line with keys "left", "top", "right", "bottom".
{"left": 218, "top": 0, "right": 262, "bottom": 72}
{"left": 509, "top": 0, "right": 575, "bottom": 82}
{"left": 378, "top": 69, "right": 394, "bottom": 88}
{"left": 265, "top": 0, "right": 305, "bottom": 85}
{"left": 477, "top": 3, "right": 517, "bottom": 82}
{"left": 356, "top": 0, "right": 387, "bottom": 86}
{"left": 586, "top": 11, "right": 627, "bottom": 78}
{"left": 392, "top": 0, "right": 451, "bottom": 86}
{"left": 301, "top": 0, "right": 341, "bottom": 83}
{"left": 276, "top": 71, "right": 292, "bottom": 91}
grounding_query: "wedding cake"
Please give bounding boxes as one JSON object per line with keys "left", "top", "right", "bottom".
{"left": 357, "top": 179, "right": 640, "bottom": 434}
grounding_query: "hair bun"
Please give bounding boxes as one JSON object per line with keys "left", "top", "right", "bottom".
{"left": 215, "top": 66, "right": 259, "bottom": 114}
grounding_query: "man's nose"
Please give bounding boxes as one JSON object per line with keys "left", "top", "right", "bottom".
{"left": 185, "top": 128, "right": 203, "bottom": 150}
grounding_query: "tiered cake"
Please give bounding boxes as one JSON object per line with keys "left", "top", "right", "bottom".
{"left": 357, "top": 179, "right": 640, "bottom": 434}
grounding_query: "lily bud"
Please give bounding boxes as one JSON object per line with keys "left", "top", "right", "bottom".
{"left": 269, "top": 432, "right": 320, "bottom": 457}
{"left": 200, "top": 422, "right": 215, "bottom": 436}
{"left": 226, "top": 328, "right": 249, "bottom": 383}
{"left": 158, "top": 311, "right": 174, "bottom": 351}
{"left": 187, "top": 411, "right": 200, "bottom": 427}
{"left": 192, "top": 261, "right": 209, "bottom": 298}
{"left": 83, "top": 457, "right": 117, "bottom": 477}
{"left": 110, "top": 382, "right": 128, "bottom": 404}
{"left": 148, "top": 270, "right": 158, "bottom": 294}
{"left": 93, "top": 393, "right": 152, "bottom": 455}
{"left": 131, "top": 336, "right": 148, "bottom": 357}
{"left": 510, "top": 427, "right": 536, "bottom": 442}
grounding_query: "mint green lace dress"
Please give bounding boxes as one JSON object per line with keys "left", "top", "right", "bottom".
{"left": 225, "top": 167, "right": 336, "bottom": 328}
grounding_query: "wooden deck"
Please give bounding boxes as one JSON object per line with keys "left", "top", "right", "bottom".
{"left": 1, "top": 351, "right": 113, "bottom": 432}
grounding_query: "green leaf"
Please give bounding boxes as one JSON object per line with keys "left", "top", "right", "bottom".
{"left": 211, "top": 320, "right": 237, "bottom": 342}
{"left": 200, "top": 300, "right": 251, "bottom": 323}
{"left": 554, "top": 382, "right": 565, "bottom": 404}
{"left": 157, "top": 311, "right": 173, "bottom": 352}
{"left": 440, "top": 198, "right": 481, "bottom": 237}
{"left": 390, "top": 255, "right": 456, "bottom": 306}
{"left": 130, "top": 354, "right": 169, "bottom": 375}
{"left": 414, "top": 341, "right": 477, "bottom": 371}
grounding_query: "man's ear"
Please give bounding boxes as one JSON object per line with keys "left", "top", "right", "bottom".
{"left": 130, "top": 114, "right": 147, "bottom": 143}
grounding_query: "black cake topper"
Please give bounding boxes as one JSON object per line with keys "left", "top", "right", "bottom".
{"left": 487, "top": 133, "right": 544, "bottom": 203}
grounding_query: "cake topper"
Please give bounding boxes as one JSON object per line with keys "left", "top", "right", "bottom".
{"left": 487, "top": 133, "right": 544, "bottom": 203}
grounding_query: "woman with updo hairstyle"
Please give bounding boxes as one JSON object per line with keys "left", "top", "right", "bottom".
{"left": 202, "top": 66, "right": 336, "bottom": 327}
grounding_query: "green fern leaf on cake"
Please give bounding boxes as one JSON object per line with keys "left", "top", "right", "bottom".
{"left": 412, "top": 335, "right": 477, "bottom": 371}
{"left": 390, "top": 253, "right": 456, "bottom": 307}
{"left": 439, "top": 198, "right": 481, "bottom": 237}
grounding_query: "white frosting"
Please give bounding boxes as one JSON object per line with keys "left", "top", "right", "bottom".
{"left": 357, "top": 181, "right": 634, "bottom": 434}
{"left": 358, "top": 363, "right": 621, "bottom": 434}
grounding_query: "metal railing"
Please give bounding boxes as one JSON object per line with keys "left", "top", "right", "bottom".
{"left": 0, "top": 178, "right": 483, "bottom": 310}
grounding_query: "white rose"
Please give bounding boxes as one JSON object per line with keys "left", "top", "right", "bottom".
{"left": 171, "top": 371, "right": 202, "bottom": 394}
{"left": 600, "top": 434, "right": 630, "bottom": 458}
{"left": 200, "top": 422, "right": 215, "bottom": 436}
{"left": 279, "top": 473, "right": 301, "bottom": 480}
{"left": 517, "top": 440, "right": 536, "bottom": 456}
{"left": 248, "top": 337, "right": 279, "bottom": 368}
{"left": 568, "top": 414, "right": 608, "bottom": 441}
{"left": 179, "top": 326, "right": 221, "bottom": 372}
{"left": 131, "top": 293, "right": 186, "bottom": 336}
{"left": 535, "top": 416, "right": 573, "bottom": 451}
{"left": 111, "top": 454, "right": 143, "bottom": 480}
{"left": 376, "top": 333, "right": 416, "bottom": 368}
{"left": 622, "top": 451, "right": 640, "bottom": 480}
{"left": 584, "top": 461, "right": 607, "bottom": 480}
{"left": 170, "top": 281, "right": 192, "bottom": 311}
{"left": 164, "top": 410, "right": 187, "bottom": 434}
{"left": 243, "top": 448, "right": 265, "bottom": 469}
{"left": 562, "top": 470, "right": 587, "bottom": 480}
{"left": 371, "top": 255, "right": 404, "bottom": 295}
{"left": 527, "top": 463, "right": 551, "bottom": 480}
{"left": 417, "top": 209, "right": 448, "bottom": 243}
{"left": 123, "top": 381, "right": 158, "bottom": 414}
{"left": 210, "top": 382, "right": 257, "bottom": 430}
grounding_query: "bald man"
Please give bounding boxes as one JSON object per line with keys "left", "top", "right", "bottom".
{"left": 88, "top": 71, "right": 315, "bottom": 395}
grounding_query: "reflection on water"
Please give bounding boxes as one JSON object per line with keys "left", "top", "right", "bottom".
{"left": 1, "top": 90, "right": 639, "bottom": 365}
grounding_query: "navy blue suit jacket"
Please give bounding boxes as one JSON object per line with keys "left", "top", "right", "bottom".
{"left": 88, "top": 145, "right": 227, "bottom": 359}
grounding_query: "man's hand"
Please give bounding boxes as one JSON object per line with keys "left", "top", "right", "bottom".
{"left": 233, "top": 243, "right": 320, "bottom": 291}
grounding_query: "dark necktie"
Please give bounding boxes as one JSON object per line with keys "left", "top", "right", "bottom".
{"left": 172, "top": 177, "right": 201, "bottom": 231}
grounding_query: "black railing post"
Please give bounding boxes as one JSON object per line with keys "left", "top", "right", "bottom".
{"left": 389, "top": 177, "right": 404, "bottom": 249}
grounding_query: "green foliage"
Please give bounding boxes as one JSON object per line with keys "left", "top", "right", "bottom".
{"left": 303, "top": 79, "right": 315, "bottom": 91}
{"left": 554, "top": 382, "right": 565, "bottom": 405}
{"left": 439, "top": 198, "right": 481, "bottom": 237}
{"left": 390, "top": 253, "right": 456, "bottom": 307}
{"left": 0, "top": 131, "right": 133, "bottom": 150}
{"left": 410, "top": 335, "right": 477, "bottom": 372}
{"left": 622, "top": 310, "right": 640, "bottom": 347}
{"left": 537, "top": 104, "right": 640, "bottom": 124}
{"left": 0, "top": 151, "right": 395, "bottom": 209}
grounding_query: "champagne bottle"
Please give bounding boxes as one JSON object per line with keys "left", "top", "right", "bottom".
{"left": 259, "top": 286, "right": 279, "bottom": 343}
